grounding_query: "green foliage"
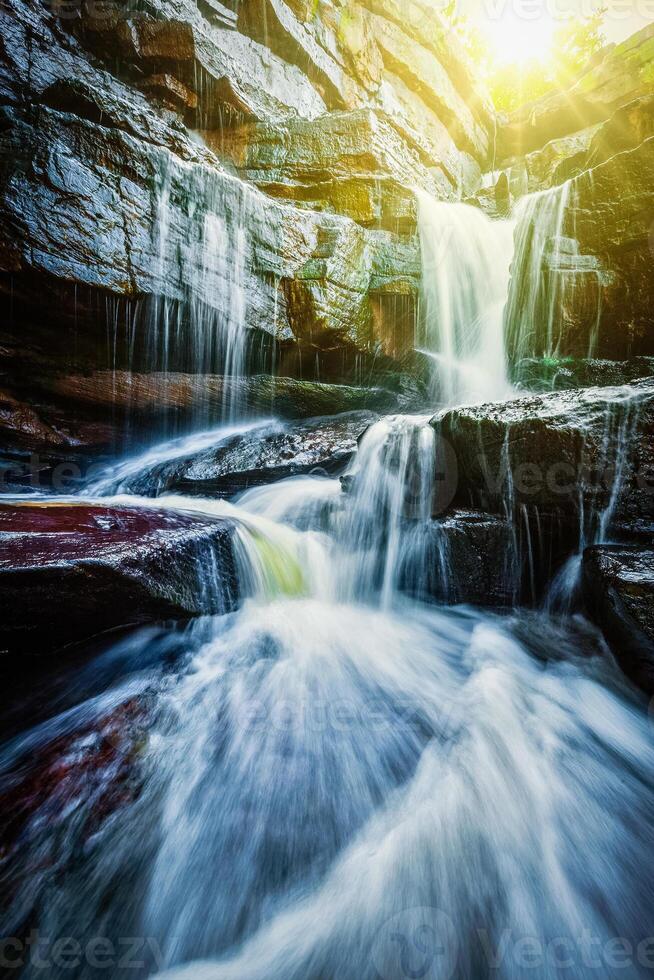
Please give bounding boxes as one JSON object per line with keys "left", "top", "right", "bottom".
{"left": 444, "top": 5, "right": 608, "bottom": 114}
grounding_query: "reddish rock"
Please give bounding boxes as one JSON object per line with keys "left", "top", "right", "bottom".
{"left": 0, "top": 503, "right": 238, "bottom": 657}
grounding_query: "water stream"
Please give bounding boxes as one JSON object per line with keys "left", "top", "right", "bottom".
{"left": 2, "top": 196, "right": 654, "bottom": 980}
{"left": 415, "top": 189, "right": 515, "bottom": 406}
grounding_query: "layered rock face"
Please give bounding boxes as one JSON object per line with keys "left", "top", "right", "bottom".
{"left": 0, "top": 0, "right": 493, "bottom": 448}
{"left": 495, "top": 27, "right": 654, "bottom": 362}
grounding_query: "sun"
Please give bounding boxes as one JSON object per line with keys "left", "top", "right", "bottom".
{"left": 481, "top": 7, "right": 557, "bottom": 66}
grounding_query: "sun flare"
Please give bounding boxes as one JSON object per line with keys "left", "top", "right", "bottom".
{"left": 482, "top": 8, "right": 557, "bottom": 65}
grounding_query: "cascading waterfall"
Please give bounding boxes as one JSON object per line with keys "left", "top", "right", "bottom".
{"left": 546, "top": 384, "right": 645, "bottom": 610}
{"left": 4, "top": 170, "right": 654, "bottom": 980}
{"left": 111, "top": 162, "right": 254, "bottom": 436}
{"left": 505, "top": 181, "right": 571, "bottom": 365}
{"left": 505, "top": 180, "right": 605, "bottom": 368}
{"left": 415, "top": 189, "right": 515, "bottom": 406}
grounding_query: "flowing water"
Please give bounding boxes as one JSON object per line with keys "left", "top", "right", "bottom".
{"left": 3, "top": 197, "right": 654, "bottom": 980}
{"left": 415, "top": 189, "right": 514, "bottom": 406}
{"left": 505, "top": 181, "right": 605, "bottom": 366}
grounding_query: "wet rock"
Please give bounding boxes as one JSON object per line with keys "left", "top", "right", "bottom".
{"left": 567, "top": 133, "right": 654, "bottom": 358}
{"left": 0, "top": 694, "right": 151, "bottom": 916}
{"left": 521, "top": 126, "right": 601, "bottom": 193}
{"left": 154, "top": 412, "right": 378, "bottom": 496}
{"left": 582, "top": 546, "right": 654, "bottom": 693}
{"left": 210, "top": 110, "right": 434, "bottom": 229}
{"left": 373, "top": 72, "right": 481, "bottom": 199}
{"left": 514, "top": 357, "right": 654, "bottom": 393}
{"left": 82, "top": 14, "right": 196, "bottom": 67}
{"left": 37, "top": 372, "right": 400, "bottom": 423}
{"left": 0, "top": 0, "right": 423, "bottom": 380}
{"left": 421, "top": 511, "right": 517, "bottom": 606}
{"left": 237, "top": 0, "right": 361, "bottom": 110}
{"left": 436, "top": 381, "right": 654, "bottom": 536}
{"left": 368, "top": 12, "right": 489, "bottom": 165}
{"left": 0, "top": 503, "right": 238, "bottom": 655}
{"left": 585, "top": 94, "right": 654, "bottom": 170}
{"left": 140, "top": 74, "right": 199, "bottom": 113}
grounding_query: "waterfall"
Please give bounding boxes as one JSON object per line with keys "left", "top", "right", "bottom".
{"left": 119, "top": 163, "right": 255, "bottom": 433}
{"left": 546, "top": 384, "right": 645, "bottom": 610}
{"left": 6, "top": 134, "right": 654, "bottom": 980}
{"left": 504, "top": 181, "right": 571, "bottom": 365}
{"left": 336, "top": 415, "right": 438, "bottom": 606}
{"left": 415, "top": 190, "right": 515, "bottom": 407}
{"left": 505, "top": 180, "right": 605, "bottom": 367}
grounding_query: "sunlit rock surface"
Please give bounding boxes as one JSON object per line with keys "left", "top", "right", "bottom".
{"left": 0, "top": 0, "right": 496, "bottom": 444}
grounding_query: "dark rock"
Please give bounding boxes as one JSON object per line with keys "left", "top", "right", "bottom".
{"left": 436, "top": 381, "right": 654, "bottom": 538}
{"left": 82, "top": 14, "right": 196, "bottom": 67}
{"left": 0, "top": 388, "right": 117, "bottom": 452}
{"left": 0, "top": 503, "right": 238, "bottom": 655}
{"left": 582, "top": 545, "right": 654, "bottom": 693}
{"left": 146, "top": 412, "right": 378, "bottom": 496}
{"left": 514, "top": 357, "right": 654, "bottom": 393}
{"left": 567, "top": 134, "right": 654, "bottom": 358}
{"left": 423, "top": 510, "right": 517, "bottom": 606}
{"left": 0, "top": 694, "right": 151, "bottom": 918}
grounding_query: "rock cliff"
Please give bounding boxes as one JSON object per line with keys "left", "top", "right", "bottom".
{"left": 495, "top": 26, "right": 654, "bottom": 362}
{"left": 0, "top": 0, "right": 493, "bottom": 449}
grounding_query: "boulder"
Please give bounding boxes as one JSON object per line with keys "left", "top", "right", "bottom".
{"left": 133, "top": 411, "right": 378, "bottom": 496}
{"left": 0, "top": 503, "right": 238, "bottom": 655}
{"left": 419, "top": 510, "right": 517, "bottom": 606}
{"left": 582, "top": 545, "right": 654, "bottom": 693}
{"left": 435, "top": 381, "right": 654, "bottom": 538}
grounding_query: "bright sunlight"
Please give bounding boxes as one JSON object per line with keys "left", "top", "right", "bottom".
{"left": 483, "top": 7, "right": 557, "bottom": 64}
